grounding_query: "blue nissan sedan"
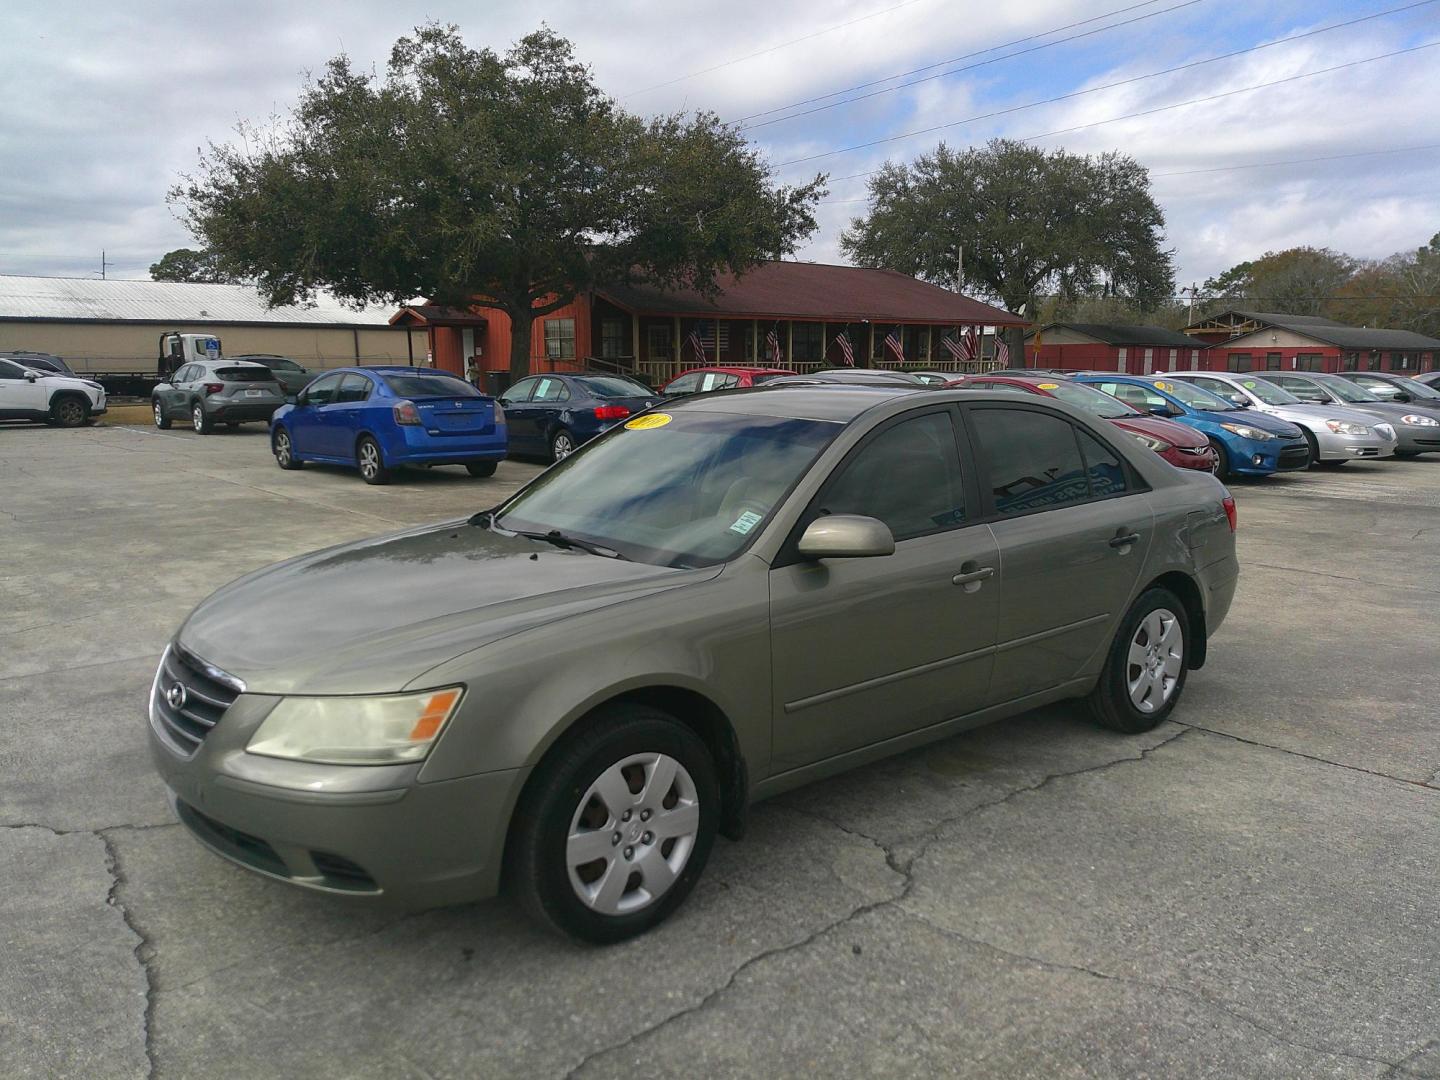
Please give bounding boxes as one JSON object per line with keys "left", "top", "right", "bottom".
{"left": 270, "top": 367, "right": 507, "bottom": 484}
{"left": 1076, "top": 375, "right": 1310, "bottom": 480}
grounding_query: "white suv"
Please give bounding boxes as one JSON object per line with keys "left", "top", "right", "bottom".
{"left": 0, "top": 357, "right": 107, "bottom": 427}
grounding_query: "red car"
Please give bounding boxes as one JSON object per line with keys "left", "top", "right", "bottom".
{"left": 660, "top": 366, "right": 792, "bottom": 395}
{"left": 949, "top": 374, "right": 1218, "bottom": 473}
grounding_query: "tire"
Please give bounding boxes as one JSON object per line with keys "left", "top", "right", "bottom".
{"left": 550, "top": 429, "right": 576, "bottom": 462}
{"left": 152, "top": 399, "right": 171, "bottom": 429}
{"left": 466, "top": 460, "right": 498, "bottom": 478}
{"left": 1086, "top": 587, "right": 1189, "bottom": 734}
{"left": 356, "top": 435, "right": 392, "bottom": 485}
{"left": 1300, "top": 429, "right": 1320, "bottom": 468}
{"left": 1315, "top": 459, "right": 1347, "bottom": 469}
{"left": 1395, "top": 449, "right": 1420, "bottom": 458}
{"left": 1210, "top": 439, "right": 1232, "bottom": 482}
{"left": 191, "top": 403, "right": 213, "bottom": 434}
{"left": 508, "top": 704, "right": 719, "bottom": 944}
{"left": 272, "top": 428, "right": 302, "bottom": 470}
{"left": 51, "top": 395, "right": 88, "bottom": 428}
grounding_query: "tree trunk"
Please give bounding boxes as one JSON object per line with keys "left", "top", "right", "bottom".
{"left": 508, "top": 312, "right": 533, "bottom": 385}
{"left": 1005, "top": 324, "right": 1027, "bottom": 368}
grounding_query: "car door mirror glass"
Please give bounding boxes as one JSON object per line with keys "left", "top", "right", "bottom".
{"left": 1148, "top": 403, "right": 1171, "bottom": 416}
{"left": 797, "top": 515, "right": 895, "bottom": 560}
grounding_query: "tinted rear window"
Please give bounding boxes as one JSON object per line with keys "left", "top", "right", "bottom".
{"left": 382, "top": 374, "right": 483, "bottom": 398}
{"left": 574, "top": 376, "right": 653, "bottom": 398}
{"left": 750, "top": 373, "right": 787, "bottom": 385}
{"left": 216, "top": 367, "right": 277, "bottom": 382}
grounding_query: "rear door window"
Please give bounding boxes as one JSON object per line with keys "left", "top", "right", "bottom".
{"left": 969, "top": 407, "right": 1097, "bottom": 516}
{"left": 532, "top": 378, "right": 571, "bottom": 403}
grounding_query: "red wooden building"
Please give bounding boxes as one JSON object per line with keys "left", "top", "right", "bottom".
{"left": 391, "top": 261, "right": 1025, "bottom": 386}
{"left": 1183, "top": 310, "right": 1440, "bottom": 374}
{"left": 1024, "top": 323, "right": 1208, "bottom": 373}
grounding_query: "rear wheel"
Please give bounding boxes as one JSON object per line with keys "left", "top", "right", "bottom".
{"left": 191, "top": 403, "right": 213, "bottom": 434}
{"left": 51, "top": 395, "right": 87, "bottom": 428}
{"left": 551, "top": 429, "right": 576, "bottom": 462}
{"left": 466, "top": 460, "right": 498, "bottom": 478}
{"left": 1087, "top": 587, "right": 1189, "bottom": 734}
{"left": 356, "top": 435, "right": 392, "bottom": 485}
{"left": 152, "top": 399, "right": 171, "bottom": 429}
{"left": 509, "top": 705, "right": 718, "bottom": 944}
{"left": 272, "top": 428, "right": 302, "bottom": 470}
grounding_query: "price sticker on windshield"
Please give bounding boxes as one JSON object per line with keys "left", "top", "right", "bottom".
{"left": 729, "top": 510, "right": 763, "bottom": 535}
{"left": 624, "top": 413, "right": 672, "bottom": 430}
{"left": 1242, "top": 380, "right": 1257, "bottom": 388}
{"left": 1153, "top": 381, "right": 1173, "bottom": 391}
{"left": 1037, "top": 382, "right": 1060, "bottom": 390}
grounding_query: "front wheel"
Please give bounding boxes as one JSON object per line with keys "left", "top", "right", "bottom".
{"left": 51, "top": 396, "right": 88, "bottom": 428}
{"left": 191, "top": 403, "right": 213, "bottom": 434}
{"left": 356, "top": 436, "right": 392, "bottom": 485}
{"left": 272, "top": 429, "right": 302, "bottom": 470}
{"left": 1301, "top": 429, "right": 1321, "bottom": 468}
{"left": 550, "top": 429, "right": 576, "bottom": 462}
{"left": 1087, "top": 587, "right": 1189, "bottom": 734}
{"left": 466, "top": 460, "right": 498, "bottom": 478}
{"left": 508, "top": 705, "right": 719, "bottom": 944}
{"left": 1210, "top": 439, "right": 1232, "bottom": 482}
{"left": 153, "top": 400, "right": 171, "bottom": 429}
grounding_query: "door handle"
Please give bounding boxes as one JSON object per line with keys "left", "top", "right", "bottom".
{"left": 952, "top": 565, "right": 995, "bottom": 592}
{"left": 1109, "top": 531, "right": 1141, "bottom": 550}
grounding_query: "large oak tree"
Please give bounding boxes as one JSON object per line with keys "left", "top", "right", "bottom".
{"left": 174, "top": 25, "right": 824, "bottom": 381}
{"left": 841, "top": 139, "right": 1173, "bottom": 359}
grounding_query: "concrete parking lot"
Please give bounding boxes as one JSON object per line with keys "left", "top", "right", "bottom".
{"left": 3, "top": 420, "right": 1438, "bottom": 1079}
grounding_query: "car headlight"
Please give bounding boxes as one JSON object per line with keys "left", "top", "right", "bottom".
{"left": 1219, "top": 422, "right": 1275, "bottom": 440}
{"left": 1129, "top": 432, "right": 1172, "bottom": 452}
{"left": 1400, "top": 414, "right": 1440, "bottom": 427}
{"left": 1325, "top": 420, "right": 1371, "bottom": 435}
{"left": 246, "top": 686, "right": 464, "bottom": 765}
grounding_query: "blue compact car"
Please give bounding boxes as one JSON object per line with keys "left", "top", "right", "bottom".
{"left": 1076, "top": 375, "right": 1310, "bottom": 480}
{"left": 497, "top": 373, "right": 663, "bottom": 461}
{"left": 269, "top": 367, "right": 507, "bottom": 485}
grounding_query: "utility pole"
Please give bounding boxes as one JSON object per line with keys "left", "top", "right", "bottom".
{"left": 99, "top": 250, "right": 113, "bottom": 280}
{"left": 956, "top": 244, "right": 964, "bottom": 291}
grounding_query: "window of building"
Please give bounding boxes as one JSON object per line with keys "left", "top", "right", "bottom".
{"left": 1142, "top": 347, "right": 1154, "bottom": 374}
{"left": 873, "top": 324, "right": 906, "bottom": 361}
{"left": 600, "top": 318, "right": 627, "bottom": 359}
{"left": 1190, "top": 349, "right": 1201, "bottom": 370}
{"left": 1343, "top": 352, "right": 1359, "bottom": 370}
{"left": 1227, "top": 352, "right": 1252, "bottom": 373}
{"left": 792, "top": 322, "right": 825, "bottom": 363}
{"left": 1294, "top": 353, "right": 1326, "bottom": 372}
{"left": 817, "top": 411, "right": 965, "bottom": 541}
{"left": 1167, "top": 348, "right": 1178, "bottom": 370}
{"left": 544, "top": 318, "right": 577, "bottom": 360}
{"left": 1265, "top": 352, "right": 1282, "bottom": 370}
{"left": 970, "top": 408, "right": 1095, "bottom": 516}
{"left": 1116, "top": 347, "right": 1128, "bottom": 372}
{"left": 1366, "top": 351, "right": 1381, "bottom": 371}
{"left": 646, "top": 324, "right": 673, "bottom": 361}
{"left": 1393, "top": 351, "right": 1415, "bottom": 371}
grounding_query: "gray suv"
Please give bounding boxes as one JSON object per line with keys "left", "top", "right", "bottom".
{"left": 149, "top": 386, "right": 1239, "bottom": 942}
{"left": 152, "top": 359, "right": 286, "bottom": 433}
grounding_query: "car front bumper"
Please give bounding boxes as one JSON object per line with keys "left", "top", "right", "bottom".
{"left": 1312, "top": 428, "right": 1396, "bottom": 460}
{"left": 148, "top": 663, "right": 526, "bottom": 908}
{"left": 1393, "top": 424, "right": 1440, "bottom": 453}
{"left": 1226, "top": 435, "right": 1311, "bottom": 475}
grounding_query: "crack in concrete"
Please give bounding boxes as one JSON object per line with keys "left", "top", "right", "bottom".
{"left": 99, "top": 831, "right": 159, "bottom": 1080}
{"left": 1170, "top": 720, "right": 1439, "bottom": 792}
{"left": 1382, "top": 1037, "right": 1439, "bottom": 1078}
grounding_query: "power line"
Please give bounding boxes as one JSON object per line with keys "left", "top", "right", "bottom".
{"left": 619, "top": 0, "right": 932, "bottom": 99}
{"left": 772, "top": 6, "right": 1440, "bottom": 168}
{"left": 739, "top": 0, "right": 1204, "bottom": 130}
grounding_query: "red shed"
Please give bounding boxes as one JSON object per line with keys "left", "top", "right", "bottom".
{"left": 1183, "top": 310, "right": 1440, "bottom": 374}
{"left": 1024, "top": 323, "right": 1207, "bottom": 374}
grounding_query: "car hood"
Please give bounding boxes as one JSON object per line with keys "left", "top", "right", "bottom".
{"left": 1331, "top": 400, "right": 1440, "bottom": 425}
{"left": 1107, "top": 415, "right": 1207, "bottom": 449}
{"left": 1255, "top": 402, "right": 1392, "bottom": 429}
{"left": 177, "top": 521, "right": 716, "bottom": 695}
{"left": 1203, "top": 408, "right": 1302, "bottom": 437}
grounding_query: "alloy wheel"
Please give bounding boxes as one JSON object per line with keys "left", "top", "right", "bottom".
{"left": 57, "top": 399, "right": 84, "bottom": 426}
{"left": 274, "top": 432, "right": 291, "bottom": 467}
{"left": 153, "top": 401, "right": 164, "bottom": 427}
{"left": 552, "top": 432, "right": 574, "bottom": 460}
{"left": 565, "top": 752, "right": 699, "bottom": 916}
{"left": 359, "top": 440, "right": 379, "bottom": 479}
{"left": 1126, "top": 608, "right": 1183, "bottom": 713}
{"left": 192, "top": 405, "right": 204, "bottom": 432}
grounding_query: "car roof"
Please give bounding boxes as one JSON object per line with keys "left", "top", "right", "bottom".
{"left": 671, "top": 383, "right": 928, "bottom": 421}
{"left": 957, "top": 374, "right": 1048, "bottom": 387}
{"left": 205, "top": 358, "right": 267, "bottom": 368}
{"left": 360, "top": 365, "right": 455, "bottom": 373}
{"left": 670, "top": 365, "right": 790, "bottom": 376}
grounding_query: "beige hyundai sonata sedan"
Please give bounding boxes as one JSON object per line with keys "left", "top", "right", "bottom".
{"left": 149, "top": 384, "right": 1238, "bottom": 942}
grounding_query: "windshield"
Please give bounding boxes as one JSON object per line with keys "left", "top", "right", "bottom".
{"left": 1315, "top": 376, "right": 1377, "bottom": 403}
{"left": 574, "top": 375, "right": 653, "bottom": 398}
{"left": 750, "top": 372, "right": 787, "bottom": 385}
{"left": 1045, "top": 380, "right": 1138, "bottom": 419}
{"left": 494, "top": 410, "right": 839, "bottom": 568}
{"left": 381, "top": 374, "right": 482, "bottom": 398}
{"left": 1157, "top": 378, "right": 1237, "bottom": 411}
{"left": 1232, "top": 377, "right": 1300, "bottom": 405}
{"left": 1393, "top": 377, "right": 1440, "bottom": 399}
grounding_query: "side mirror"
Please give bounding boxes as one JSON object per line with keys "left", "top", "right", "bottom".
{"left": 25, "top": 372, "right": 37, "bottom": 383}
{"left": 1148, "top": 403, "right": 1172, "bottom": 417}
{"left": 797, "top": 515, "right": 895, "bottom": 560}
{"left": 1228, "top": 394, "right": 1250, "bottom": 407}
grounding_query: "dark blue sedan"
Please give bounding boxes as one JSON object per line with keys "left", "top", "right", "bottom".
{"left": 498, "top": 373, "right": 662, "bottom": 461}
{"left": 269, "top": 366, "right": 507, "bottom": 485}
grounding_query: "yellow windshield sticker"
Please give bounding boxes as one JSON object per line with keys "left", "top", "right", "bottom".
{"left": 1153, "top": 381, "right": 1172, "bottom": 391}
{"left": 624, "top": 412, "right": 672, "bottom": 430}
{"left": 1037, "top": 382, "right": 1060, "bottom": 390}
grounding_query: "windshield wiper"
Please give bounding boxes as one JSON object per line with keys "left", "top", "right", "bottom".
{"left": 509, "top": 527, "right": 629, "bottom": 560}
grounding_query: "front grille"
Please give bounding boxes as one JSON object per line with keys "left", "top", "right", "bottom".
{"left": 1278, "top": 443, "right": 1311, "bottom": 470}
{"left": 151, "top": 644, "right": 242, "bottom": 757}
{"left": 310, "top": 851, "right": 380, "bottom": 892}
{"left": 176, "top": 800, "right": 290, "bottom": 878}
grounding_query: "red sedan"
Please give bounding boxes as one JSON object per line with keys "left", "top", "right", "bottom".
{"left": 948, "top": 374, "right": 1218, "bottom": 473}
{"left": 660, "top": 366, "right": 792, "bottom": 395}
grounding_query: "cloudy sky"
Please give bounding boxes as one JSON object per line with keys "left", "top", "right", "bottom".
{"left": 2, "top": 0, "right": 1437, "bottom": 292}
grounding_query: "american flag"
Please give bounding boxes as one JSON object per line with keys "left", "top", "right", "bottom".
{"left": 686, "top": 322, "right": 707, "bottom": 363}
{"left": 884, "top": 328, "right": 904, "bottom": 363}
{"left": 834, "top": 331, "right": 855, "bottom": 366}
{"left": 962, "top": 325, "right": 979, "bottom": 362}
{"left": 766, "top": 327, "right": 782, "bottom": 363}
{"left": 941, "top": 334, "right": 964, "bottom": 362}
{"left": 994, "top": 335, "right": 1011, "bottom": 366}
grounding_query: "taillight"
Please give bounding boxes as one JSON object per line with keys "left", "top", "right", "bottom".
{"left": 593, "top": 405, "right": 630, "bottom": 420}
{"left": 393, "top": 400, "right": 421, "bottom": 426}
{"left": 203, "top": 382, "right": 223, "bottom": 395}
{"left": 1222, "top": 494, "right": 1237, "bottom": 532}
{"left": 492, "top": 400, "right": 504, "bottom": 423}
